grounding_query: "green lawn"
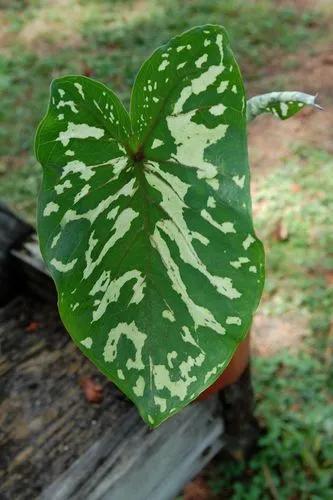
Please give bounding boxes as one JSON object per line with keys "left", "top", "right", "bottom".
{"left": 0, "top": 0, "right": 328, "bottom": 222}
{"left": 1, "top": 1, "right": 332, "bottom": 498}
{"left": 203, "top": 148, "right": 333, "bottom": 499}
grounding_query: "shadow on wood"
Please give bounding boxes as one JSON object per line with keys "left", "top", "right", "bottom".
{"left": 0, "top": 203, "right": 260, "bottom": 499}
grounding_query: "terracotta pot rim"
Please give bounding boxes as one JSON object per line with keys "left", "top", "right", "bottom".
{"left": 197, "top": 333, "right": 250, "bottom": 400}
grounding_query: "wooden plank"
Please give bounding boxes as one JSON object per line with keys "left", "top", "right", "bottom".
{"left": 0, "top": 296, "right": 224, "bottom": 500}
{"left": 0, "top": 203, "right": 54, "bottom": 302}
{"left": 0, "top": 205, "right": 258, "bottom": 500}
{"left": 0, "top": 205, "right": 225, "bottom": 500}
{"left": 0, "top": 203, "right": 33, "bottom": 303}
{"left": 0, "top": 297, "right": 135, "bottom": 500}
{"left": 40, "top": 398, "right": 223, "bottom": 500}
{"left": 0, "top": 203, "right": 32, "bottom": 253}
{"left": 11, "top": 235, "right": 56, "bottom": 303}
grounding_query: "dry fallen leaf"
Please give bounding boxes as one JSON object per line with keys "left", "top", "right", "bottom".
{"left": 83, "top": 65, "right": 93, "bottom": 77}
{"left": 183, "top": 477, "right": 214, "bottom": 500}
{"left": 291, "top": 183, "right": 301, "bottom": 193}
{"left": 272, "top": 220, "right": 289, "bottom": 242}
{"left": 80, "top": 377, "right": 104, "bottom": 404}
{"left": 25, "top": 321, "right": 40, "bottom": 332}
{"left": 324, "top": 270, "right": 333, "bottom": 286}
{"left": 322, "top": 54, "right": 333, "bottom": 65}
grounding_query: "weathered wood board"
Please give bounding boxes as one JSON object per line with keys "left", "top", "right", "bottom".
{"left": 0, "top": 203, "right": 33, "bottom": 304}
{"left": 1, "top": 203, "right": 259, "bottom": 500}
{"left": 0, "top": 296, "right": 224, "bottom": 500}
{"left": 0, "top": 296, "right": 134, "bottom": 498}
{"left": 41, "top": 398, "right": 222, "bottom": 500}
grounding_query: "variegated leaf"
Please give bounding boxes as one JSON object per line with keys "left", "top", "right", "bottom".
{"left": 247, "top": 91, "right": 321, "bottom": 121}
{"left": 35, "top": 25, "right": 265, "bottom": 427}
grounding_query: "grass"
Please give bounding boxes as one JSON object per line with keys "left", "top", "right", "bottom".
{"left": 1, "top": 1, "right": 332, "bottom": 497}
{"left": 255, "top": 148, "right": 333, "bottom": 327}
{"left": 208, "top": 351, "right": 333, "bottom": 499}
{"left": 0, "top": 0, "right": 329, "bottom": 222}
{"left": 202, "top": 148, "right": 333, "bottom": 499}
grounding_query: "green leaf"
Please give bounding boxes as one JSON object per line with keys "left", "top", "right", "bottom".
{"left": 247, "top": 91, "right": 321, "bottom": 122}
{"left": 35, "top": 25, "right": 265, "bottom": 427}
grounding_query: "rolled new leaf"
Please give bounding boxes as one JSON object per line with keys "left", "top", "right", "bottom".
{"left": 35, "top": 25, "right": 265, "bottom": 427}
{"left": 247, "top": 91, "right": 322, "bottom": 122}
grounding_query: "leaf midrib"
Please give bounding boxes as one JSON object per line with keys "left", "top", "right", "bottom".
{"left": 130, "top": 43, "right": 209, "bottom": 153}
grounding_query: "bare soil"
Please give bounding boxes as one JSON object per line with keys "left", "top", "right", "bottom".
{"left": 246, "top": 44, "right": 333, "bottom": 356}
{"left": 248, "top": 47, "right": 333, "bottom": 179}
{"left": 251, "top": 312, "right": 310, "bottom": 357}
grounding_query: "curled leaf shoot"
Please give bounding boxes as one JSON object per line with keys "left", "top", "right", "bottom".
{"left": 246, "top": 91, "right": 322, "bottom": 122}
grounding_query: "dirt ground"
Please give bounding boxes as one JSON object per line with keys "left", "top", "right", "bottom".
{"left": 248, "top": 46, "right": 333, "bottom": 179}
{"left": 246, "top": 44, "right": 333, "bottom": 357}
